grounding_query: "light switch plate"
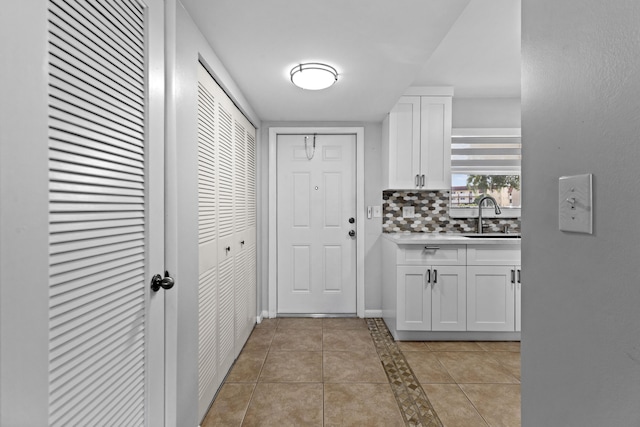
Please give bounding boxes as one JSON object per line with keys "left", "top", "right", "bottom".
{"left": 372, "top": 206, "right": 382, "bottom": 218}
{"left": 402, "top": 206, "right": 415, "bottom": 219}
{"left": 559, "top": 174, "right": 592, "bottom": 234}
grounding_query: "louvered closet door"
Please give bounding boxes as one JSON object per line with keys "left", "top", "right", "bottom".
{"left": 197, "top": 64, "right": 257, "bottom": 421}
{"left": 47, "top": 1, "right": 165, "bottom": 426}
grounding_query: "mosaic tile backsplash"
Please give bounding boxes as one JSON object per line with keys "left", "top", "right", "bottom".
{"left": 382, "top": 190, "right": 521, "bottom": 234}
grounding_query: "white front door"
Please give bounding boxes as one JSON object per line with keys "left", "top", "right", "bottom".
{"left": 276, "top": 134, "right": 357, "bottom": 314}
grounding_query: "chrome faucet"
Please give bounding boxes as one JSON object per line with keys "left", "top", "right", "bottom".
{"left": 477, "top": 195, "right": 502, "bottom": 234}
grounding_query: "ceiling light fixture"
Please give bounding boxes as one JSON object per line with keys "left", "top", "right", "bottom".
{"left": 290, "top": 63, "right": 338, "bottom": 90}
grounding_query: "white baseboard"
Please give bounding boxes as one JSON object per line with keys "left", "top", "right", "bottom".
{"left": 364, "top": 309, "right": 383, "bottom": 318}
{"left": 257, "top": 310, "right": 269, "bottom": 324}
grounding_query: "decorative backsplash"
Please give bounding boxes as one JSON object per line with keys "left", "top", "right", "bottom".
{"left": 382, "top": 190, "right": 521, "bottom": 234}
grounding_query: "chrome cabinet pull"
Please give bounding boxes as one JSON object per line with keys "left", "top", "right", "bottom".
{"left": 420, "top": 174, "right": 425, "bottom": 187}
{"left": 415, "top": 174, "right": 420, "bottom": 187}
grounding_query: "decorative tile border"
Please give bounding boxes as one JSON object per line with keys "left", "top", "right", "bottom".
{"left": 382, "top": 190, "right": 521, "bottom": 234}
{"left": 366, "top": 318, "right": 443, "bottom": 427}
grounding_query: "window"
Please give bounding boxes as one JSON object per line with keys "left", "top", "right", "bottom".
{"left": 450, "top": 128, "right": 521, "bottom": 210}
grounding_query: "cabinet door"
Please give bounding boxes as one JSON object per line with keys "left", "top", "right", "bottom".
{"left": 515, "top": 265, "right": 522, "bottom": 332}
{"left": 431, "top": 266, "right": 467, "bottom": 331}
{"left": 388, "top": 96, "right": 421, "bottom": 189}
{"left": 420, "top": 96, "right": 452, "bottom": 189}
{"left": 467, "top": 266, "right": 515, "bottom": 331}
{"left": 397, "top": 266, "right": 431, "bottom": 330}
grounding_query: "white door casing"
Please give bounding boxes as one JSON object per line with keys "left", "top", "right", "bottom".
{"left": 276, "top": 134, "right": 356, "bottom": 314}
{"left": 269, "top": 127, "right": 365, "bottom": 318}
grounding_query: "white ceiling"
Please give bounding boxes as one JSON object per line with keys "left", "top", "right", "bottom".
{"left": 180, "top": 0, "right": 521, "bottom": 122}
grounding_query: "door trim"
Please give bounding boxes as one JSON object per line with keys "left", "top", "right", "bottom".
{"left": 268, "top": 127, "right": 365, "bottom": 318}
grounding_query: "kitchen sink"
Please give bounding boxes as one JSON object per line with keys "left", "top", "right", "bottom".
{"left": 463, "top": 234, "right": 521, "bottom": 239}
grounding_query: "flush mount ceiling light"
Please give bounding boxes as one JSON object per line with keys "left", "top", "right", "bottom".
{"left": 290, "top": 63, "right": 338, "bottom": 90}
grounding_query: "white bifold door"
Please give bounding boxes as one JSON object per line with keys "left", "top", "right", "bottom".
{"left": 276, "top": 134, "right": 357, "bottom": 314}
{"left": 46, "top": 0, "right": 165, "bottom": 425}
{"left": 196, "top": 64, "right": 257, "bottom": 421}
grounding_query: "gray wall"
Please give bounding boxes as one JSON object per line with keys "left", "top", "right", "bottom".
{"left": 522, "top": 1, "right": 640, "bottom": 425}
{"left": 453, "top": 97, "right": 521, "bottom": 128}
{"left": 258, "top": 122, "right": 383, "bottom": 315}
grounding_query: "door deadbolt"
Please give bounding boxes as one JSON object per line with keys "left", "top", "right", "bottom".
{"left": 348, "top": 217, "right": 355, "bottom": 224}
{"left": 151, "top": 270, "right": 175, "bottom": 292}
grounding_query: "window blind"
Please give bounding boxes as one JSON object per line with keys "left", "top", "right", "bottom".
{"left": 451, "top": 128, "right": 521, "bottom": 175}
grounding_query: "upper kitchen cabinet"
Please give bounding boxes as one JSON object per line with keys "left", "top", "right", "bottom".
{"left": 382, "top": 88, "right": 453, "bottom": 190}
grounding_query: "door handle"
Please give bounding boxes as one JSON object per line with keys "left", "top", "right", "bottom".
{"left": 151, "top": 270, "right": 175, "bottom": 292}
{"left": 348, "top": 230, "right": 356, "bottom": 237}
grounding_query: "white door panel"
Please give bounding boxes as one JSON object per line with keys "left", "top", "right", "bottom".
{"left": 277, "top": 134, "right": 356, "bottom": 314}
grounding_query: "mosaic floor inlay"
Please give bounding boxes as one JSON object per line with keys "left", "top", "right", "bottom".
{"left": 366, "top": 318, "right": 443, "bottom": 427}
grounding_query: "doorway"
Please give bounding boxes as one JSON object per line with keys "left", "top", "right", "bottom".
{"left": 268, "top": 127, "right": 365, "bottom": 317}
{"left": 276, "top": 134, "right": 356, "bottom": 314}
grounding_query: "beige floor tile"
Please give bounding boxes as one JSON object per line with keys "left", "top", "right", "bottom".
{"left": 323, "top": 317, "right": 369, "bottom": 330}
{"left": 323, "top": 328, "right": 376, "bottom": 352}
{"left": 323, "top": 351, "right": 388, "bottom": 383}
{"left": 477, "top": 341, "right": 521, "bottom": 352}
{"left": 435, "top": 352, "right": 519, "bottom": 384}
{"left": 426, "top": 341, "right": 484, "bottom": 351}
{"left": 423, "top": 384, "right": 488, "bottom": 427}
{"left": 255, "top": 318, "right": 279, "bottom": 329}
{"left": 460, "top": 383, "right": 521, "bottom": 427}
{"left": 259, "top": 351, "right": 322, "bottom": 382}
{"left": 242, "top": 328, "right": 276, "bottom": 352}
{"left": 488, "top": 351, "right": 521, "bottom": 380}
{"left": 270, "top": 328, "right": 322, "bottom": 351}
{"left": 403, "top": 351, "right": 455, "bottom": 384}
{"left": 242, "top": 382, "right": 323, "bottom": 427}
{"left": 277, "top": 317, "right": 323, "bottom": 330}
{"left": 225, "top": 349, "right": 267, "bottom": 382}
{"left": 396, "top": 341, "right": 430, "bottom": 351}
{"left": 200, "top": 382, "right": 255, "bottom": 427}
{"left": 324, "top": 383, "right": 405, "bottom": 427}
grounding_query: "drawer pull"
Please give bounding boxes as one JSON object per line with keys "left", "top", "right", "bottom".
{"left": 424, "top": 246, "right": 440, "bottom": 251}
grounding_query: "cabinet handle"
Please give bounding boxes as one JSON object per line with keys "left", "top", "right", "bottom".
{"left": 415, "top": 174, "right": 420, "bottom": 187}
{"left": 510, "top": 269, "right": 515, "bottom": 284}
{"left": 433, "top": 269, "right": 438, "bottom": 284}
{"left": 517, "top": 269, "right": 521, "bottom": 284}
{"left": 426, "top": 269, "right": 431, "bottom": 284}
{"left": 424, "top": 246, "right": 440, "bottom": 251}
{"left": 420, "top": 174, "right": 425, "bottom": 187}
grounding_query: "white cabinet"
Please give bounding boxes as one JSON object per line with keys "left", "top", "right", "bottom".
{"left": 382, "top": 90, "right": 453, "bottom": 190}
{"left": 397, "top": 265, "right": 466, "bottom": 331}
{"left": 467, "top": 245, "right": 522, "bottom": 332}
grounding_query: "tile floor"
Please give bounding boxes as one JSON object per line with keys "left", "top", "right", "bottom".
{"left": 201, "top": 318, "right": 520, "bottom": 427}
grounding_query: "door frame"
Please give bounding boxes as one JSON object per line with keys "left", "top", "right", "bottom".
{"left": 268, "top": 127, "right": 365, "bottom": 318}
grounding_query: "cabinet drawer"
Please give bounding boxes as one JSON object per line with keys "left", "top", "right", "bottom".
{"left": 398, "top": 244, "right": 466, "bottom": 265}
{"left": 467, "top": 244, "right": 521, "bottom": 266}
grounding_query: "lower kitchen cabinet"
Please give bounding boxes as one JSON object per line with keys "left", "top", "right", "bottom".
{"left": 397, "top": 265, "right": 466, "bottom": 331}
{"left": 383, "top": 237, "right": 522, "bottom": 340}
{"left": 467, "top": 266, "right": 517, "bottom": 332}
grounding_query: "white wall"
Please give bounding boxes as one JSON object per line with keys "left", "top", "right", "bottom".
{"left": 452, "top": 97, "right": 521, "bottom": 128}
{"left": 522, "top": 1, "right": 640, "bottom": 425}
{"left": 258, "top": 122, "right": 383, "bottom": 315}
